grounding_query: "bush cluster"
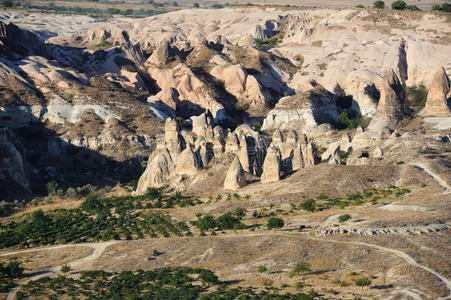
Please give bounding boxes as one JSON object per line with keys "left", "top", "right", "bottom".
{"left": 190, "top": 210, "right": 247, "bottom": 233}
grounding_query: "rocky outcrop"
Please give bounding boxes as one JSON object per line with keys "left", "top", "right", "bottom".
{"left": 260, "top": 145, "right": 281, "bottom": 183}
{"left": 0, "top": 21, "right": 51, "bottom": 58}
{"left": 261, "top": 85, "right": 338, "bottom": 132}
{"left": 134, "top": 148, "right": 174, "bottom": 195}
{"left": 164, "top": 118, "right": 185, "bottom": 157}
{"left": 421, "top": 67, "right": 451, "bottom": 117}
{"left": 147, "top": 40, "right": 172, "bottom": 65}
{"left": 224, "top": 156, "right": 246, "bottom": 190}
{"left": 0, "top": 131, "right": 30, "bottom": 191}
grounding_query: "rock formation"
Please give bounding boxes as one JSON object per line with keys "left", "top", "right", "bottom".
{"left": 421, "top": 67, "right": 451, "bottom": 117}
{"left": 261, "top": 85, "right": 338, "bottom": 132}
{"left": 367, "top": 70, "right": 404, "bottom": 132}
{"left": 260, "top": 146, "right": 281, "bottom": 183}
{"left": 224, "top": 156, "right": 246, "bottom": 190}
{"left": 175, "top": 147, "right": 201, "bottom": 175}
{"left": 134, "top": 148, "right": 174, "bottom": 195}
{"left": 164, "top": 118, "right": 185, "bottom": 157}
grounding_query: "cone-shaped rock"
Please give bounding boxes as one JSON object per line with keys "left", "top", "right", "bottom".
{"left": 134, "top": 148, "right": 174, "bottom": 195}
{"left": 261, "top": 146, "right": 281, "bottom": 183}
{"left": 422, "top": 67, "right": 451, "bottom": 117}
{"left": 224, "top": 156, "right": 246, "bottom": 190}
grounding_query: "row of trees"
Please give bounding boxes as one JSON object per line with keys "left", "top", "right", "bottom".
{"left": 17, "top": 267, "right": 321, "bottom": 299}
{"left": 0, "top": 188, "right": 198, "bottom": 248}
{"left": 369, "top": 0, "right": 450, "bottom": 11}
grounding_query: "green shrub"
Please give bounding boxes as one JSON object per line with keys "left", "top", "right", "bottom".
{"left": 46, "top": 181, "right": 59, "bottom": 196}
{"left": 355, "top": 277, "right": 371, "bottom": 287}
{"left": 60, "top": 264, "right": 71, "bottom": 273}
{"left": 266, "top": 217, "right": 284, "bottom": 230}
{"left": 257, "top": 265, "right": 267, "bottom": 273}
{"left": 338, "top": 214, "right": 351, "bottom": 222}
{"left": 356, "top": 4, "right": 364, "bottom": 8}
{"left": 338, "top": 112, "right": 370, "bottom": 129}
{"left": 96, "top": 40, "right": 113, "bottom": 48}
{"left": 300, "top": 199, "right": 316, "bottom": 212}
{"left": 406, "top": 5, "right": 420, "bottom": 11}
{"left": 254, "top": 37, "right": 280, "bottom": 50}
{"left": 391, "top": 0, "right": 407, "bottom": 10}
{"left": 373, "top": 0, "right": 384, "bottom": 9}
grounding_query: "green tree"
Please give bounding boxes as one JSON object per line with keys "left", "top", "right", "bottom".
{"left": 31, "top": 210, "right": 51, "bottom": 232}
{"left": 266, "top": 217, "right": 284, "bottom": 230}
{"left": 193, "top": 2, "right": 200, "bottom": 8}
{"left": 199, "top": 270, "right": 218, "bottom": 284}
{"left": 391, "top": 0, "right": 407, "bottom": 10}
{"left": 289, "top": 262, "right": 312, "bottom": 278}
{"left": 373, "top": 0, "right": 385, "bottom": 9}
{"left": 441, "top": 3, "right": 451, "bottom": 12}
{"left": 1, "top": 0, "right": 13, "bottom": 8}
{"left": 2, "top": 261, "right": 24, "bottom": 278}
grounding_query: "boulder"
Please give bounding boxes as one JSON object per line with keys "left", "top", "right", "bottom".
{"left": 224, "top": 156, "right": 246, "bottom": 190}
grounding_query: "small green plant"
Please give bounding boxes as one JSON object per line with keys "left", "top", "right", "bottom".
{"left": 266, "top": 217, "right": 284, "bottom": 230}
{"left": 355, "top": 277, "right": 371, "bottom": 287}
{"left": 420, "top": 183, "right": 427, "bottom": 188}
{"left": 356, "top": 4, "right": 364, "bottom": 8}
{"left": 96, "top": 40, "right": 114, "bottom": 48}
{"left": 60, "top": 264, "right": 71, "bottom": 273}
{"left": 257, "top": 265, "right": 267, "bottom": 273}
{"left": 254, "top": 37, "right": 280, "bottom": 50}
{"left": 338, "top": 214, "right": 351, "bottom": 222}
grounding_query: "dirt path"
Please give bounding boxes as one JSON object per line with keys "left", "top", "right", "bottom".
{"left": 412, "top": 162, "right": 451, "bottom": 194}
{"left": 5, "top": 241, "right": 117, "bottom": 300}
{"left": 306, "top": 234, "right": 451, "bottom": 300}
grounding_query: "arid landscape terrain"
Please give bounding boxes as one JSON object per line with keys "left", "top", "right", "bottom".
{"left": 0, "top": 1, "right": 450, "bottom": 299}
